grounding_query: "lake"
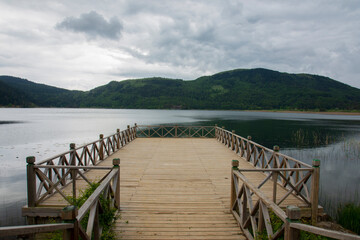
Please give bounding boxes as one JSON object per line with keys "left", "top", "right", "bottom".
{"left": 0, "top": 108, "right": 359, "bottom": 226}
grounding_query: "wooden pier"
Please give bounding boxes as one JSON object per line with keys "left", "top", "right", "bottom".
{"left": 1, "top": 125, "right": 360, "bottom": 240}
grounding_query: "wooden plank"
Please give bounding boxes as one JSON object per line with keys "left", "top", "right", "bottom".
{"left": 0, "top": 223, "right": 73, "bottom": 237}
{"left": 290, "top": 223, "right": 360, "bottom": 240}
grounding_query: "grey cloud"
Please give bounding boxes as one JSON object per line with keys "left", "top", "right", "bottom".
{"left": 56, "top": 11, "right": 123, "bottom": 40}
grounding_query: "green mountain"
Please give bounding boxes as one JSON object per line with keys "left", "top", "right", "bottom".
{"left": 1, "top": 68, "right": 359, "bottom": 110}
{"left": 0, "top": 79, "right": 33, "bottom": 107}
{"left": 0, "top": 76, "right": 83, "bottom": 107}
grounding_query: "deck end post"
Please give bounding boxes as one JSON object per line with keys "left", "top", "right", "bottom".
{"left": 230, "top": 160, "right": 239, "bottom": 211}
{"left": 113, "top": 158, "right": 120, "bottom": 167}
{"left": 214, "top": 124, "right": 218, "bottom": 138}
{"left": 26, "top": 156, "right": 36, "bottom": 209}
{"left": 284, "top": 205, "right": 301, "bottom": 240}
{"left": 134, "top": 123, "right": 138, "bottom": 138}
{"left": 113, "top": 158, "right": 121, "bottom": 208}
{"left": 61, "top": 205, "right": 79, "bottom": 240}
{"left": 273, "top": 145, "right": 280, "bottom": 152}
{"left": 99, "top": 134, "right": 104, "bottom": 160}
{"left": 311, "top": 159, "right": 320, "bottom": 225}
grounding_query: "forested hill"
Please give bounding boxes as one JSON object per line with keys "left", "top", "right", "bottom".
{"left": 1, "top": 68, "right": 360, "bottom": 110}
{"left": 0, "top": 76, "right": 83, "bottom": 107}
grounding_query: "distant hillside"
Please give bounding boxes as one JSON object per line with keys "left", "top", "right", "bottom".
{"left": 0, "top": 79, "right": 33, "bottom": 107}
{"left": 1, "top": 68, "right": 360, "bottom": 110}
{"left": 0, "top": 76, "right": 84, "bottom": 107}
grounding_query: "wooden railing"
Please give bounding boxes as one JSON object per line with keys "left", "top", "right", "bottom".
{"left": 0, "top": 223, "right": 74, "bottom": 238}
{"left": 3, "top": 158, "right": 120, "bottom": 240}
{"left": 74, "top": 158, "right": 120, "bottom": 240}
{"left": 26, "top": 125, "right": 136, "bottom": 207}
{"left": 136, "top": 125, "right": 216, "bottom": 138}
{"left": 216, "top": 127, "right": 318, "bottom": 218}
{"left": 230, "top": 160, "right": 360, "bottom": 240}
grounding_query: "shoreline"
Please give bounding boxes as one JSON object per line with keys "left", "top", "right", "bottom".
{"left": 1, "top": 107, "right": 360, "bottom": 115}
{"left": 245, "top": 110, "right": 360, "bottom": 116}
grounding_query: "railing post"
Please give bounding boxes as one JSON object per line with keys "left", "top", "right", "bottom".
{"left": 134, "top": 123, "right": 138, "bottom": 138}
{"left": 311, "top": 159, "right": 320, "bottom": 224}
{"left": 215, "top": 124, "right": 218, "bottom": 139}
{"left": 284, "top": 205, "right": 301, "bottom": 240}
{"left": 26, "top": 156, "right": 36, "bottom": 210}
{"left": 231, "top": 130, "right": 235, "bottom": 150}
{"left": 61, "top": 205, "right": 79, "bottom": 240}
{"left": 175, "top": 125, "right": 178, "bottom": 137}
{"left": 116, "top": 129, "right": 120, "bottom": 149}
{"left": 272, "top": 145, "right": 279, "bottom": 203}
{"left": 99, "top": 134, "right": 104, "bottom": 160}
{"left": 230, "top": 160, "right": 239, "bottom": 211}
{"left": 221, "top": 126, "right": 225, "bottom": 143}
{"left": 113, "top": 158, "right": 121, "bottom": 209}
{"left": 246, "top": 136, "right": 252, "bottom": 161}
{"left": 70, "top": 143, "right": 76, "bottom": 165}
{"left": 70, "top": 143, "right": 77, "bottom": 201}
{"left": 127, "top": 125, "right": 131, "bottom": 142}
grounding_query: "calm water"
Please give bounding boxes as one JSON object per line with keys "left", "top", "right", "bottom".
{"left": 0, "top": 108, "right": 359, "bottom": 226}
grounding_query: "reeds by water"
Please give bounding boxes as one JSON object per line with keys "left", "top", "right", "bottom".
{"left": 283, "top": 137, "right": 360, "bottom": 230}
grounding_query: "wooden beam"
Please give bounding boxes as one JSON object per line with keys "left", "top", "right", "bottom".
{"left": 0, "top": 223, "right": 73, "bottom": 237}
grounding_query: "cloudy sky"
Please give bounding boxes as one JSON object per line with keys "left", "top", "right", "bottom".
{"left": 0, "top": 0, "right": 360, "bottom": 90}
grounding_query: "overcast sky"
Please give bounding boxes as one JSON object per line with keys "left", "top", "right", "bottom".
{"left": 0, "top": 0, "right": 360, "bottom": 90}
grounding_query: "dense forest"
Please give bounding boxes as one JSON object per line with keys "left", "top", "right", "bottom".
{"left": 1, "top": 68, "right": 359, "bottom": 110}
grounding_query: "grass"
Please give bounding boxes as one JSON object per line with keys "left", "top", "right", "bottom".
{"left": 292, "top": 129, "right": 336, "bottom": 147}
{"left": 336, "top": 203, "right": 360, "bottom": 235}
{"left": 284, "top": 136, "right": 360, "bottom": 235}
{"left": 255, "top": 211, "right": 332, "bottom": 240}
{"left": 48, "top": 182, "right": 118, "bottom": 240}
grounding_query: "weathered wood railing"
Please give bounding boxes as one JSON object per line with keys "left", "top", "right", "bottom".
{"left": 136, "top": 125, "right": 216, "bottom": 138}
{"left": 216, "top": 127, "right": 318, "bottom": 217}
{"left": 73, "top": 158, "right": 120, "bottom": 240}
{"left": 0, "top": 223, "right": 74, "bottom": 238}
{"left": 2, "top": 158, "right": 120, "bottom": 240}
{"left": 230, "top": 160, "right": 360, "bottom": 240}
{"left": 26, "top": 125, "right": 136, "bottom": 207}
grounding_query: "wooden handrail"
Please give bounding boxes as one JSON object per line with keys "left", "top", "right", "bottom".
{"left": 35, "top": 165, "right": 113, "bottom": 170}
{"left": 136, "top": 125, "right": 216, "bottom": 138}
{"left": 77, "top": 168, "right": 118, "bottom": 221}
{"left": 233, "top": 170, "right": 288, "bottom": 221}
{"left": 238, "top": 168, "right": 314, "bottom": 172}
{"left": 26, "top": 125, "right": 136, "bottom": 207}
{"left": 216, "top": 127, "right": 312, "bottom": 168}
{"left": 0, "top": 223, "right": 74, "bottom": 237}
{"left": 217, "top": 126, "right": 316, "bottom": 210}
{"left": 74, "top": 161, "right": 120, "bottom": 240}
{"left": 19, "top": 158, "right": 121, "bottom": 240}
{"left": 230, "top": 160, "right": 357, "bottom": 240}
{"left": 289, "top": 222, "right": 360, "bottom": 240}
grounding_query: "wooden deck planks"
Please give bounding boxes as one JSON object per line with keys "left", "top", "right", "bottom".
{"left": 108, "top": 138, "right": 246, "bottom": 239}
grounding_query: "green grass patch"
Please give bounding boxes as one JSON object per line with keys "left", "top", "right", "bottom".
{"left": 336, "top": 203, "right": 360, "bottom": 235}
{"left": 49, "top": 182, "right": 118, "bottom": 240}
